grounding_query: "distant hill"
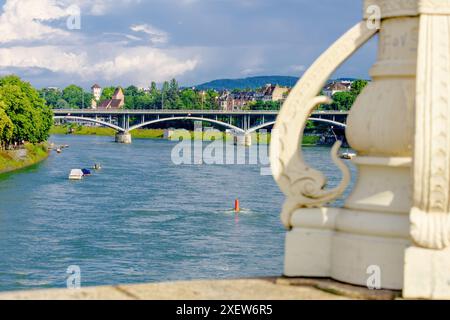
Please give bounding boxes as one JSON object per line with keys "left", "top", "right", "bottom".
{"left": 194, "top": 76, "right": 299, "bottom": 91}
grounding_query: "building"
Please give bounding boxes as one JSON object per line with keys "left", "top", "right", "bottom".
{"left": 262, "top": 84, "right": 290, "bottom": 102}
{"left": 323, "top": 81, "right": 351, "bottom": 98}
{"left": 91, "top": 84, "right": 102, "bottom": 101}
{"left": 98, "top": 87, "right": 125, "bottom": 109}
{"left": 219, "top": 91, "right": 257, "bottom": 111}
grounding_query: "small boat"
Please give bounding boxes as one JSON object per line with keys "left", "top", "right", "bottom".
{"left": 340, "top": 152, "right": 356, "bottom": 160}
{"left": 82, "top": 168, "right": 92, "bottom": 176}
{"left": 69, "top": 169, "right": 84, "bottom": 180}
{"left": 93, "top": 163, "right": 102, "bottom": 170}
{"left": 56, "top": 148, "right": 62, "bottom": 154}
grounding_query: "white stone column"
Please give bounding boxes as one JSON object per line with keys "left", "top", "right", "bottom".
{"left": 403, "top": 1, "right": 450, "bottom": 299}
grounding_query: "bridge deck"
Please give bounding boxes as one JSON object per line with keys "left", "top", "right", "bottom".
{"left": 53, "top": 109, "right": 349, "bottom": 116}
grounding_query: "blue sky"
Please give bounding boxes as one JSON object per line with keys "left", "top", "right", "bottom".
{"left": 0, "top": 0, "right": 376, "bottom": 89}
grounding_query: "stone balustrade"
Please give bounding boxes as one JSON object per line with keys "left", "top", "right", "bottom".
{"left": 271, "top": 0, "right": 450, "bottom": 299}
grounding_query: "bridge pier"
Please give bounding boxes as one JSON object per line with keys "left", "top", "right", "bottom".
{"left": 233, "top": 134, "right": 252, "bottom": 147}
{"left": 115, "top": 131, "right": 132, "bottom": 144}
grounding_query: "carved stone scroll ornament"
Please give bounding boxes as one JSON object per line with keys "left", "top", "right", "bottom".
{"left": 410, "top": 13, "right": 450, "bottom": 250}
{"left": 270, "top": 22, "right": 377, "bottom": 229}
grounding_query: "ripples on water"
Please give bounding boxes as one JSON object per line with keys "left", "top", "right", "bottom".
{"left": 0, "top": 135, "right": 355, "bottom": 292}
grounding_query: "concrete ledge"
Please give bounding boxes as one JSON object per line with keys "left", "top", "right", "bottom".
{"left": 0, "top": 278, "right": 352, "bottom": 300}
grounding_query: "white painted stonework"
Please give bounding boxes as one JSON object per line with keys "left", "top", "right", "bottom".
{"left": 271, "top": 0, "right": 450, "bottom": 299}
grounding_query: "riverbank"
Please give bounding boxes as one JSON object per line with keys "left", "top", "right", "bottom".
{"left": 0, "top": 143, "right": 49, "bottom": 175}
{"left": 50, "top": 125, "right": 321, "bottom": 145}
{"left": 50, "top": 126, "right": 164, "bottom": 139}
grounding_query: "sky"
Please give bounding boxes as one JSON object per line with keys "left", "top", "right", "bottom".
{"left": 0, "top": 0, "right": 377, "bottom": 89}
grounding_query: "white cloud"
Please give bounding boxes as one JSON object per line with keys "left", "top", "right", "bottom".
{"left": 0, "top": 46, "right": 198, "bottom": 86}
{"left": 74, "top": 0, "right": 142, "bottom": 16}
{"left": 290, "top": 64, "right": 306, "bottom": 73}
{"left": 131, "top": 24, "right": 169, "bottom": 45}
{"left": 0, "top": 0, "right": 198, "bottom": 86}
{"left": 0, "top": 0, "right": 71, "bottom": 43}
{"left": 0, "top": 0, "right": 144, "bottom": 43}
{"left": 90, "top": 47, "right": 198, "bottom": 84}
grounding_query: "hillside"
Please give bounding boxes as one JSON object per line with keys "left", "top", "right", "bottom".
{"left": 194, "top": 76, "right": 299, "bottom": 91}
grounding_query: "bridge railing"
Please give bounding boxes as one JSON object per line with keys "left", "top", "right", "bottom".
{"left": 52, "top": 109, "right": 349, "bottom": 115}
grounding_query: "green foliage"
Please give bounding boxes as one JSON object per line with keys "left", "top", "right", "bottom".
{"left": 99, "top": 86, "right": 116, "bottom": 102}
{"left": 41, "top": 78, "right": 368, "bottom": 112}
{"left": 0, "top": 105, "right": 14, "bottom": 148}
{"left": 330, "top": 91, "right": 355, "bottom": 111}
{"left": 350, "top": 79, "right": 369, "bottom": 96}
{"left": 39, "top": 88, "right": 62, "bottom": 109}
{"left": 247, "top": 100, "right": 281, "bottom": 111}
{"left": 62, "top": 85, "right": 92, "bottom": 109}
{"left": 180, "top": 89, "right": 200, "bottom": 109}
{"left": 0, "top": 75, "right": 53, "bottom": 145}
{"left": 0, "top": 142, "right": 49, "bottom": 174}
{"left": 330, "top": 80, "right": 369, "bottom": 111}
{"left": 302, "top": 135, "right": 320, "bottom": 145}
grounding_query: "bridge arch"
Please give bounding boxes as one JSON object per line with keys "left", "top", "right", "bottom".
{"left": 246, "top": 117, "right": 346, "bottom": 134}
{"left": 128, "top": 116, "right": 245, "bottom": 134}
{"left": 54, "top": 116, "right": 125, "bottom": 132}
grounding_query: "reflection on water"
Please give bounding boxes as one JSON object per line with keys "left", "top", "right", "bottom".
{"left": 0, "top": 135, "right": 355, "bottom": 292}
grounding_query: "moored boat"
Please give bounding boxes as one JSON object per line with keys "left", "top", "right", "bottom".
{"left": 69, "top": 169, "right": 84, "bottom": 180}
{"left": 340, "top": 152, "right": 356, "bottom": 160}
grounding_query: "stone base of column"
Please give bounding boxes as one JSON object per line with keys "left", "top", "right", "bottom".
{"left": 284, "top": 208, "right": 410, "bottom": 290}
{"left": 115, "top": 132, "right": 132, "bottom": 144}
{"left": 403, "top": 246, "right": 450, "bottom": 299}
{"left": 233, "top": 134, "right": 252, "bottom": 147}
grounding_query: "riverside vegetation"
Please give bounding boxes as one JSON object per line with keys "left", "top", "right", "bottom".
{"left": 51, "top": 124, "right": 320, "bottom": 145}
{"left": 0, "top": 75, "right": 52, "bottom": 174}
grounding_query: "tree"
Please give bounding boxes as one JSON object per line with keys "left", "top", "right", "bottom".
{"left": 331, "top": 91, "right": 355, "bottom": 111}
{"left": 148, "top": 82, "right": 160, "bottom": 109}
{"left": 203, "top": 90, "right": 219, "bottom": 110}
{"left": 62, "top": 85, "right": 92, "bottom": 109}
{"left": 166, "top": 79, "right": 183, "bottom": 109}
{"left": 0, "top": 105, "right": 14, "bottom": 149}
{"left": 181, "top": 89, "right": 200, "bottom": 109}
{"left": 160, "top": 81, "right": 170, "bottom": 109}
{"left": 329, "top": 80, "right": 369, "bottom": 111}
{"left": 124, "top": 85, "right": 145, "bottom": 109}
{"left": 135, "top": 94, "right": 153, "bottom": 109}
{"left": 350, "top": 80, "right": 369, "bottom": 97}
{"left": 39, "top": 88, "right": 63, "bottom": 109}
{"left": 99, "top": 86, "right": 116, "bottom": 102}
{"left": 248, "top": 100, "right": 281, "bottom": 111}
{"left": 0, "top": 75, "right": 53, "bottom": 144}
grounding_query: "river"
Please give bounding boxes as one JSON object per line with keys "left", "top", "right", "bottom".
{"left": 0, "top": 135, "right": 355, "bottom": 292}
